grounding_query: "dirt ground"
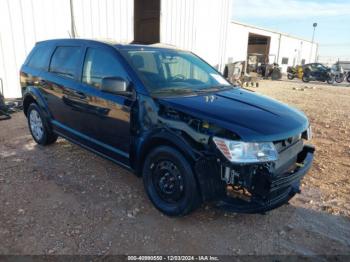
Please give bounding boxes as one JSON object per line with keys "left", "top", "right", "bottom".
{"left": 0, "top": 79, "right": 350, "bottom": 255}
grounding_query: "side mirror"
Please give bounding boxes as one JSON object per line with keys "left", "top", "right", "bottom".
{"left": 101, "top": 77, "right": 132, "bottom": 96}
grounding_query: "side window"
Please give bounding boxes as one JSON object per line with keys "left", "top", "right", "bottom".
{"left": 50, "top": 46, "right": 82, "bottom": 79}
{"left": 27, "top": 45, "right": 53, "bottom": 70}
{"left": 82, "top": 48, "right": 127, "bottom": 89}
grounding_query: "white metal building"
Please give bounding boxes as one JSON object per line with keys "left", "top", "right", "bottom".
{"left": 0, "top": 0, "right": 316, "bottom": 99}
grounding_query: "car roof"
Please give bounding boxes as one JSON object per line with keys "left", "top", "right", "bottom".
{"left": 36, "top": 38, "right": 184, "bottom": 52}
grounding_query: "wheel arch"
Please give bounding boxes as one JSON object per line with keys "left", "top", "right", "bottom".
{"left": 23, "top": 94, "right": 37, "bottom": 116}
{"left": 23, "top": 88, "right": 51, "bottom": 120}
{"left": 133, "top": 130, "right": 201, "bottom": 177}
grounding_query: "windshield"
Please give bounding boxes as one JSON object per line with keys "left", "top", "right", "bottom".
{"left": 120, "top": 49, "right": 231, "bottom": 96}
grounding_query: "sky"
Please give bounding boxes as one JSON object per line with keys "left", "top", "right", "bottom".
{"left": 231, "top": 0, "right": 350, "bottom": 58}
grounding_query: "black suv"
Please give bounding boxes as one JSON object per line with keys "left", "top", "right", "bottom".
{"left": 21, "top": 39, "right": 314, "bottom": 216}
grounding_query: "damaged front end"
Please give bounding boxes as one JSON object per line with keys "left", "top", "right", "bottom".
{"left": 158, "top": 103, "right": 315, "bottom": 213}
{"left": 214, "top": 142, "right": 315, "bottom": 213}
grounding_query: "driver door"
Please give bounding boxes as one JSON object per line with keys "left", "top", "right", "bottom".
{"left": 76, "top": 47, "right": 133, "bottom": 164}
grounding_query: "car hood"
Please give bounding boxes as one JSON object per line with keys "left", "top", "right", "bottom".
{"left": 157, "top": 88, "right": 309, "bottom": 142}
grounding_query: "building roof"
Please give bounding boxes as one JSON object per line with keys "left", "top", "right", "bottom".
{"left": 231, "top": 20, "right": 317, "bottom": 44}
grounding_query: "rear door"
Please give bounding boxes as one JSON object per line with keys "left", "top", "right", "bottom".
{"left": 41, "top": 45, "right": 85, "bottom": 133}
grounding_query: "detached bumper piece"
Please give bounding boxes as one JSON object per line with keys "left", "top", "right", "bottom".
{"left": 216, "top": 145, "right": 315, "bottom": 213}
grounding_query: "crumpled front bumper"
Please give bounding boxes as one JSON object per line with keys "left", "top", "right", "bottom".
{"left": 216, "top": 145, "right": 315, "bottom": 213}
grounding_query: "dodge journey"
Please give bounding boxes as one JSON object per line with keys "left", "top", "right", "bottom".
{"left": 20, "top": 39, "right": 314, "bottom": 216}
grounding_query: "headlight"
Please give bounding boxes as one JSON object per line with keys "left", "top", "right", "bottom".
{"left": 213, "top": 137, "right": 278, "bottom": 163}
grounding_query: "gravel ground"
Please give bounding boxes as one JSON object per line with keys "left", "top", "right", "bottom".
{"left": 0, "top": 79, "right": 350, "bottom": 255}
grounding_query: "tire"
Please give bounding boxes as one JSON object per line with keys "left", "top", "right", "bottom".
{"left": 287, "top": 74, "right": 295, "bottom": 80}
{"left": 327, "top": 76, "right": 335, "bottom": 85}
{"left": 335, "top": 75, "right": 344, "bottom": 83}
{"left": 142, "top": 146, "right": 201, "bottom": 216}
{"left": 302, "top": 75, "right": 310, "bottom": 83}
{"left": 27, "top": 103, "right": 57, "bottom": 145}
{"left": 347, "top": 74, "right": 350, "bottom": 83}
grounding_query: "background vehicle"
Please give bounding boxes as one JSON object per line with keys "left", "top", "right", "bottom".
{"left": 21, "top": 39, "right": 314, "bottom": 216}
{"left": 287, "top": 66, "right": 297, "bottom": 80}
{"left": 287, "top": 65, "right": 303, "bottom": 80}
{"left": 332, "top": 61, "right": 350, "bottom": 83}
{"left": 331, "top": 63, "right": 346, "bottom": 83}
{"left": 302, "top": 63, "right": 335, "bottom": 84}
{"left": 257, "top": 63, "right": 282, "bottom": 80}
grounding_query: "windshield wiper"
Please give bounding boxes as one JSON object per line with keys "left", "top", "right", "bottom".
{"left": 151, "top": 87, "right": 194, "bottom": 95}
{"left": 195, "top": 85, "right": 232, "bottom": 93}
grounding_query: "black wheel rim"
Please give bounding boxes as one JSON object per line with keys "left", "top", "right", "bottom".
{"left": 151, "top": 160, "right": 185, "bottom": 203}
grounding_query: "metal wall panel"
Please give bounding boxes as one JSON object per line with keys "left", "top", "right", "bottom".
{"left": 0, "top": 0, "right": 71, "bottom": 98}
{"left": 72, "top": 0, "right": 133, "bottom": 42}
{"left": 0, "top": 0, "right": 133, "bottom": 98}
{"left": 160, "top": 0, "right": 232, "bottom": 72}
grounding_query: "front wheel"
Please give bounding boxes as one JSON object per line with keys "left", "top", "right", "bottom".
{"left": 335, "top": 74, "right": 344, "bottom": 83}
{"left": 27, "top": 103, "right": 58, "bottom": 145}
{"left": 347, "top": 74, "right": 350, "bottom": 83}
{"left": 142, "top": 146, "right": 201, "bottom": 216}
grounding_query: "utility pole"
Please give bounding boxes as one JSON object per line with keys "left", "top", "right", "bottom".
{"left": 309, "top": 22, "right": 317, "bottom": 62}
{"left": 69, "top": 0, "right": 77, "bottom": 38}
{"left": 276, "top": 33, "right": 281, "bottom": 64}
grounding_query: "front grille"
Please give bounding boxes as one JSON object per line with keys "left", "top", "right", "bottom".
{"left": 274, "top": 134, "right": 302, "bottom": 153}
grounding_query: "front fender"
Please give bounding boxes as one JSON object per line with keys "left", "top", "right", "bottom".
{"left": 132, "top": 128, "right": 202, "bottom": 176}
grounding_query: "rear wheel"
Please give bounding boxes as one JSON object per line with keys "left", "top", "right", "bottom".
{"left": 302, "top": 75, "right": 310, "bottom": 83}
{"left": 287, "top": 73, "right": 295, "bottom": 80}
{"left": 27, "top": 103, "right": 57, "bottom": 145}
{"left": 327, "top": 76, "right": 335, "bottom": 85}
{"left": 142, "top": 146, "right": 201, "bottom": 216}
{"left": 347, "top": 73, "right": 350, "bottom": 83}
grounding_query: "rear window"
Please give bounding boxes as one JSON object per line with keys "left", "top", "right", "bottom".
{"left": 27, "top": 45, "right": 53, "bottom": 70}
{"left": 50, "top": 46, "right": 82, "bottom": 79}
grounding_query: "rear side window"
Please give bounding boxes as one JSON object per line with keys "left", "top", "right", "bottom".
{"left": 82, "top": 48, "right": 127, "bottom": 89}
{"left": 50, "top": 46, "right": 82, "bottom": 79}
{"left": 27, "top": 45, "right": 53, "bottom": 70}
